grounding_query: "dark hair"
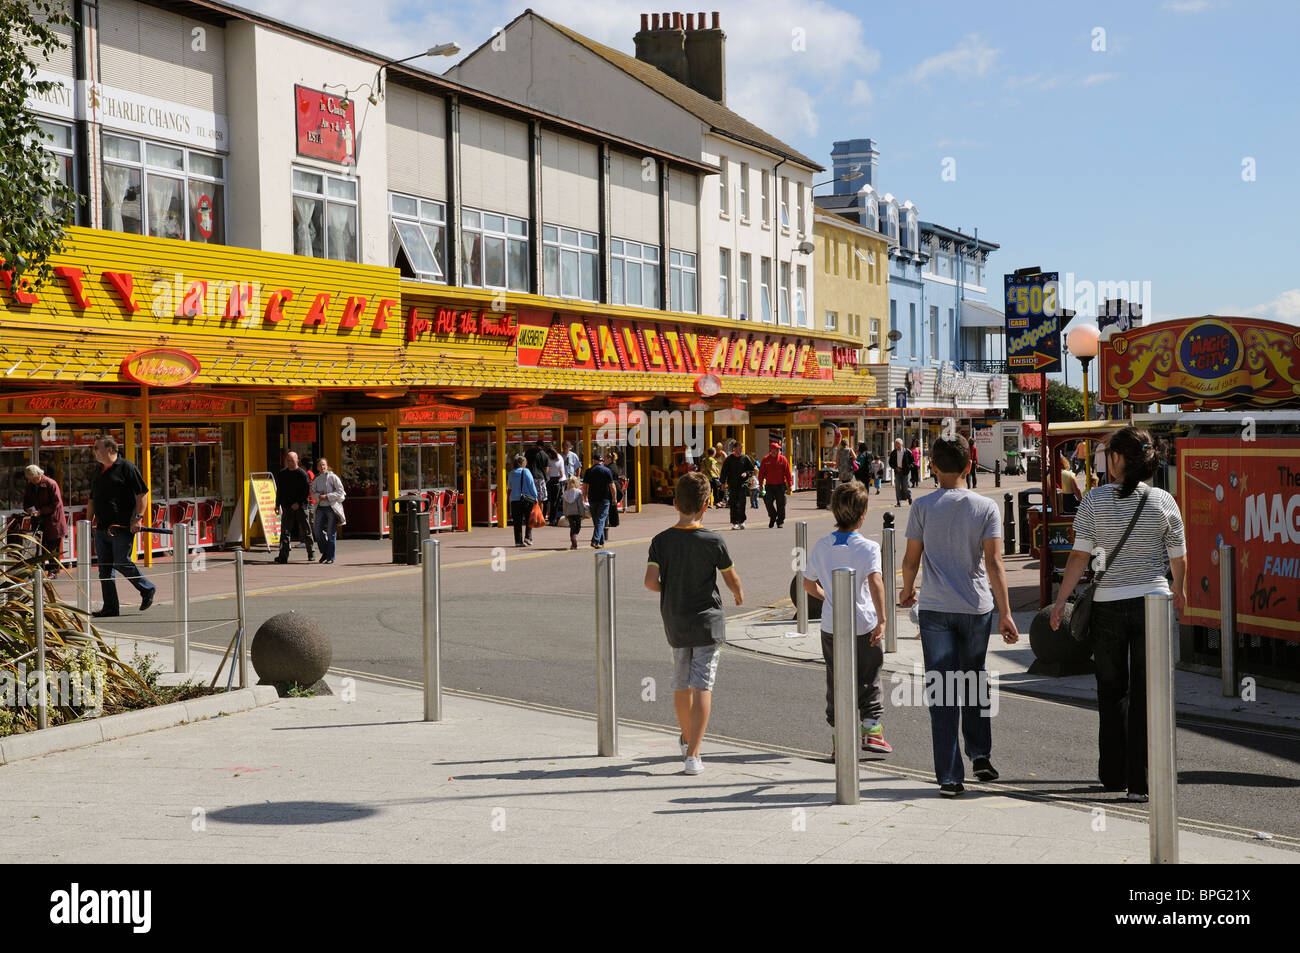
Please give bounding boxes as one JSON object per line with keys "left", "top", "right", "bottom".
{"left": 929, "top": 435, "right": 971, "bottom": 475}
{"left": 545, "top": 445, "right": 559, "bottom": 460}
{"left": 830, "top": 480, "right": 871, "bottom": 530}
{"left": 94, "top": 435, "right": 118, "bottom": 454}
{"left": 674, "top": 472, "right": 712, "bottom": 514}
{"left": 1108, "top": 426, "right": 1157, "bottom": 498}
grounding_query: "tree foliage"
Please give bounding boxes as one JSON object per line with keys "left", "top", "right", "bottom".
{"left": 0, "top": 0, "right": 79, "bottom": 290}
{"left": 1044, "top": 379, "right": 1085, "bottom": 422}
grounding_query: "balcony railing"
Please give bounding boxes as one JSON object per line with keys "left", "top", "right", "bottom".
{"left": 958, "top": 360, "right": 1008, "bottom": 374}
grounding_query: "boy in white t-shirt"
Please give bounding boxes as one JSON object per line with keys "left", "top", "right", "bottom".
{"left": 803, "top": 480, "right": 892, "bottom": 755}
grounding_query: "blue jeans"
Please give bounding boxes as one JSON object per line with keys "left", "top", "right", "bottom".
{"left": 314, "top": 507, "right": 339, "bottom": 561}
{"left": 94, "top": 528, "right": 156, "bottom": 614}
{"left": 918, "top": 609, "right": 994, "bottom": 785}
{"left": 590, "top": 498, "right": 610, "bottom": 545}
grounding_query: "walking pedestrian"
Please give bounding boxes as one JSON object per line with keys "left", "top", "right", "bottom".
{"left": 561, "top": 475, "right": 587, "bottom": 550}
{"left": 758, "top": 441, "right": 793, "bottom": 528}
{"left": 871, "top": 456, "right": 885, "bottom": 494}
{"left": 804, "top": 480, "right": 892, "bottom": 755}
{"left": 20, "top": 464, "right": 67, "bottom": 575}
{"left": 899, "top": 435, "right": 1018, "bottom": 797}
{"left": 700, "top": 445, "right": 721, "bottom": 508}
{"left": 274, "top": 451, "right": 315, "bottom": 563}
{"left": 582, "top": 450, "right": 617, "bottom": 547}
{"left": 506, "top": 454, "right": 538, "bottom": 547}
{"left": 719, "top": 442, "right": 755, "bottom": 530}
{"left": 1050, "top": 426, "right": 1187, "bottom": 803}
{"left": 544, "top": 444, "right": 565, "bottom": 526}
{"left": 86, "top": 436, "right": 156, "bottom": 617}
{"left": 644, "top": 472, "right": 744, "bottom": 776}
{"left": 966, "top": 443, "right": 980, "bottom": 489}
{"left": 561, "top": 440, "right": 582, "bottom": 482}
{"left": 712, "top": 445, "right": 729, "bottom": 507}
{"left": 836, "top": 438, "right": 856, "bottom": 483}
{"left": 910, "top": 438, "right": 922, "bottom": 488}
{"left": 310, "top": 457, "right": 346, "bottom": 564}
{"left": 889, "top": 438, "right": 914, "bottom": 506}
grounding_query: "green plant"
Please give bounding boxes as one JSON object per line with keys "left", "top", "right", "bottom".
{"left": 285, "top": 682, "right": 317, "bottom": 698}
{"left": 1044, "top": 380, "right": 1085, "bottom": 423}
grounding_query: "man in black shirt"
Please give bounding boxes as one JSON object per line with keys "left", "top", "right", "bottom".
{"left": 86, "top": 436, "right": 156, "bottom": 617}
{"left": 719, "top": 443, "right": 755, "bottom": 530}
{"left": 274, "top": 451, "right": 315, "bottom": 563}
{"left": 582, "top": 450, "right": 617, "bottom": 547}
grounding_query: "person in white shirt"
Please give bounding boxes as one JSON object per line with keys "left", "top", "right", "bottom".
{"left": 310, "top": 458, "right": 346, "bottom": 565}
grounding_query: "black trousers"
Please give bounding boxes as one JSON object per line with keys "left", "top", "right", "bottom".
{"left": 511, "top": 499, "right": 534, "bottom": 545}
{"left": 727, "top": 484, "right": 748, "bottom": 525}
{"left": 1091, "top": 597, "right": 1148, "bottom": 794}
{"left": 278, "top": 506, "right": 314, "bottom": 559}
{"left": 819, "top": 631, "right": 884, "bottom": 725}
{"left": 764, "top": 483, "right": 787, "bottom": 524}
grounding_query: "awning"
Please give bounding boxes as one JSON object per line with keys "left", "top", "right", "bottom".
{"left": 1022, "top": 421, "right": 1042, "bottom": 438}
{"left": 960, "top": 298, "right": 1006, "bottom": 328}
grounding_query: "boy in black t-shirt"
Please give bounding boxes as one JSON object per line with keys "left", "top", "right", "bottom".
{"left": 645, "top": 472, "right": 743, "bottom": 776}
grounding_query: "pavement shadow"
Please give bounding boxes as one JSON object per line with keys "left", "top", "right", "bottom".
{"left": 1177, "top": 770, "right": 1300, "bottom": 788}
{"left": 658, "top": 779, "right": 926, "bottom": 813}
{"left": 445, "top": 751, "right": 789, "bottom": 783}
{"left": 208, "top": 800, "right": 379, "bottom": 825}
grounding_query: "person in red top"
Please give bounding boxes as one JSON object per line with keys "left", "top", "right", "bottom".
{"left": 759, "top": 441, "right": 794, "bottom": 529}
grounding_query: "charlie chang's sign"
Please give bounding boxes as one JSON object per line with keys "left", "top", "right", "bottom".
{"left": 515, "top": 312, "right": 833, "bottom": 382}
{"left": 1099, "top": 317, "right": 1300, "bottom": 406}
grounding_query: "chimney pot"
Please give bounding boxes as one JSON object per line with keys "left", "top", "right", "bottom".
{"left": 672, "top": 11, "right": 682, "bottom": 28}
{"left": 641, "top": 13, "right": 649, "bottom": 30}
{"left": 652, "top": 13, "right": 661, "bottom": 28}
{"left": 698, "top": 11, "right": 706, "bottom": 29}
{"left": 712, "top": 11, "right": 720, "bottom": 28}
{"left": 685, "top": 12, "right": 694, "bottom": 29}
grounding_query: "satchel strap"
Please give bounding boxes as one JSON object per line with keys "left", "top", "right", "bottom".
{"left": 1093, "top": 486, "right": 1148, "bottom": 586}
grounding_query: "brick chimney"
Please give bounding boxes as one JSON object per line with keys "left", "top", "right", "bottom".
{"left": 634, "top": 11, "right": 727, "bottom": 104}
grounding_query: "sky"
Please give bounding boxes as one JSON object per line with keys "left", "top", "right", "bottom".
{"left": 236, "top": 0, "right": 1300, "bottom": 382}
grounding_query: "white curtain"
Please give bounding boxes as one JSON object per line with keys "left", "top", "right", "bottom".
{"left": 102, "top": 165, "right": 131, "bottom": 232}
{"left": 327, "top": 205, "right": 356, "bottom": 261}
{"left": 294, "top": 196, "right": 318, "bottom": 257}
{"left": 148, "top": 176, "right": 183, "bottom": 239}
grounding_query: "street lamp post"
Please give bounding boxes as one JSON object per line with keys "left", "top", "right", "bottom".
{"left": 1066, "top": 323, "right": 1101, "bottom": 489}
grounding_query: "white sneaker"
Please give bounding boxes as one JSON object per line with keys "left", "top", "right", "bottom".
{"left": 730, "top": 523, "right": 738, "bottom": 530}
{"left": 679, "top": 735, "right": 688, "bottom": 757}
{"left": 684, "top": 756, "right": 704, "bottom": 775}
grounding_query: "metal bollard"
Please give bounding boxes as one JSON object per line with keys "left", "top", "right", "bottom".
{"left": 595, "top": 550, "right": 618, "bottom": 756}
{"left": 1145, "top": 591, "right": 1179, "bottom": 864}
{"left": 1003, "top": 493, "right": 1015, "bottom": 557}
{"left": 881, "top": 522, "right": 897, "bottom": 654}
{"left": 33, "top": 565, "right": 48, "bottom": 730}
{"left": 173, "top": 522, "right": 189, "bottom": 674}
{"left": 1219, "top": 544, "right": 1236, "bottom": 698}
{"left": 994, "top": 459, "right": 1001, "bottom": 488}
{"left": 76, "top": 519, "right": 93, "bottom": 639}
{"left": 422, "top": 537, "right": 442, "bottom": 721}
{"left": 235, "top": 549, "right": 248, "bottom": 690}
{"left": 832, "top": 568, "right": 859, "bottom": 805}
{"left": 795, "top": 521, "right": 809, "bottom": 634}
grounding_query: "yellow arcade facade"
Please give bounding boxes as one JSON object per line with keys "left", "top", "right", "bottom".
{"left": 0, "top": 228, "right": 875, "bottom": 551}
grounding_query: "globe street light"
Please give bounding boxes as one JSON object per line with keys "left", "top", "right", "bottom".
{"left": 1066, "top": 322, "right": 1101, "bottom": 489}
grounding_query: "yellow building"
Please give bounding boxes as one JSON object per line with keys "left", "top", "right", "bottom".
{"left": 808, "top": 210, "right": 889, "bottom": 459}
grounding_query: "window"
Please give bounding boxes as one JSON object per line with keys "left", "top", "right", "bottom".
{"left": 888, "top": 205, "right": 898, "bottom": 240}
{"left": 669, "top": 250, "right": 697, "bottom": 313}
{"left": 103, "top": 132, "right": 226, "bottom": 244}
{"left": 610, "top": 239, "right": 660, "bottom": 308}
{"left": 943, "top": 308, "right": 953, "bottom": 361}
{"left": 890, "top": 300, "right": 897, "bottom": 351}
{"left": 738, "top": 253, "right": 751, "bottom": 319}
{"left": 291, "top": 167, "right": 355, "bottom": 261}
{"left": 930, "top": 306, "right": 939, "bottom": 361}
{"left": 718, "top": 248, "right": 731, "bottom": 316}
{"left": 830, "top": 236, "right": 839, "bottom": 276}
{"left": 761, "top": 171, "right": 770, "bottom": 224}
{"left": 390, "top": 193, "right": 446, "bottom": 281}
{"left": 825, "top": 310, "right": 838, "bottom": 331}
{"left": 796, "top": 183, "right": 805, "bottom": 234}
{"left": 33, "top": 119, "right": 75, "bottom": 218}
{"left": 760, "top": 257, "right": 772, "bottom": 322}
{"left": 854, "top": 245, "right": 866, "bottom": 280}
{"left": 718, "top": 157, "right": 729, "bottom": 216}
{"left": 778, "top": 262, "right": 791, "bottom": 325}
{"left": 795, "top": 265, "right": 807, "bottom": 327}
{"left": 779, "top": 176, "right": 789, "bottom": 228}
{"left": 462, "top": 208, "right": 528, "bottom": 292}
{"left": 738, "top": 162, "right": 749, "bottom": 219}
{"left": 543, "top": 225, "right": 598, "bottom": 301}
{"left": 910, "top": 303, "right": 917, "bottom": 358}
{"left": 870, "top": 318, "right": 880, "bottom": 350}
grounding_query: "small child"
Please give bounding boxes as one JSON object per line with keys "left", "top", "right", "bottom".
{"left": 803, "top": 481, "right": 891, "bottom": 757}
{"left": 645, "top": 472, "right": 743, "bottom": 776}
{"left": 748, "top": 471, "right": 761, "bottom": 509}
{"left": 561, "top": 475, "right": 586, "bottom": 550}
{"left": 872, "top": 457, "right": 885, "bottom": 494}
{"left": 899, "top": 434, "right": 1019, "bottom": 797}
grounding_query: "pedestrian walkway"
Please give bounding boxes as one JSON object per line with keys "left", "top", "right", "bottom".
{"left": 1, "top": 643, "right": 1294, "bottom": 863}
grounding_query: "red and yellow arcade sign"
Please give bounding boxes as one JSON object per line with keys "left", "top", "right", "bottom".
{"left": 1099, "top": 316, "right": 1300, "bottom": 406}
{"left": 514, "top": 311, "right": 832, "bottom": 382}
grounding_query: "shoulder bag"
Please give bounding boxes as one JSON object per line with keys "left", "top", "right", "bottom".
{"left": 1068, "top": 487, "right": 1149, "bottom": 642}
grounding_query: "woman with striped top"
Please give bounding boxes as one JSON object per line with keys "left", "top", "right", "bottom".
{"left": 1050, "top": 426, "right": 1188, "bottom": 802}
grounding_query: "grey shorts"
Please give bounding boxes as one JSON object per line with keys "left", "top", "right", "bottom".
{"left": 672, "top": 644, "right": 721, "bottom": 691}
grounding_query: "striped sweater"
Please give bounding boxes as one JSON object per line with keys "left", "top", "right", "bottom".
{"left": 1071, "top": 483, "right": 1186, "bottom": 601}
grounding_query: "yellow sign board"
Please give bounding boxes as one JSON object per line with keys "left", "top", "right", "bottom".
{"left": 248, "top": 472, "right": 281, "bottom": 549}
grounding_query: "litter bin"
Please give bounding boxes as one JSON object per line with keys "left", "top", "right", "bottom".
{"left": 816, "top": 469, "right": 837, "bottom": 509}
{"left": 390, "top": 495, "right": 424, "bottom": 564}
{"left": 1026, "top": 452, "right": 1042, "bottom": 482}
{"left": 1017, "top": 488, "right": 1041, "bottom": 555}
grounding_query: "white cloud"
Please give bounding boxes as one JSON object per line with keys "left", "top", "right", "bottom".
{"left": 850, "top": 79, "right": 873, "bottom": 106}
{"left": 1246, "top": 289, "right": 1300, "bottom": 324}
{"left": 1162, "top": 0, "right": 1211, "bottom": 12}
{"left": 1081, "top": 72, "right": 1119, "bottom": 86}
{"left": 1005, "top": 73, "right": 1064, "bottom": 91}
{"left": 904, "top": 34, "right": 998, "bottom": 86}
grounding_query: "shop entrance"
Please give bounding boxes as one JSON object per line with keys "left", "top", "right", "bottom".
{"left": 145, "top": 424, "right": 237, "bottom": 548}
{"left": 398, "top": 429, "right": 465, "bottom": 531}
{"left": 339, "top": 428, "right": 388, "bottom": 536}
{"left": 468, "top": 428, "right": 499, "bottom": 526}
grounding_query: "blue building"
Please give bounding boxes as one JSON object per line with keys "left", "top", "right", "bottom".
{"left": 918, "top": 222, "right": 1003, "bottom": 371}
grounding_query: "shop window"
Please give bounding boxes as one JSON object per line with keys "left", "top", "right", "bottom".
{"left": 718, "top": 247, "right": 730, "bottom": 317}
{"left": 102, "top": 132, "right": 226, "bottom": 244}
{"left": 390, "top": 192, "right": 446, "bottom": 281}
{"left": 669, "top": 250, "right": 697, "bottom": 313}
{"left": 610, "top": 239, "right": 660, "bottom": 308}
{"left": 543, "top": 225, "right": 598, "bottom": 301}
{"left": 462, "top": 207, "right": 528, "bottom": 293}
{"left": 737, "top": 253, "right": 751, "bottom": 320}
{"left": 292, "top": 167, "right": 357, "bottom": 262}
{"left": 33, "top": 118, "right": 75, "bottom": 219}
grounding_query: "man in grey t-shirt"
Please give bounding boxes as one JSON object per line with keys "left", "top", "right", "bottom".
{"left": 898, "top": 435, "right": 1018, "bottom": 797}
